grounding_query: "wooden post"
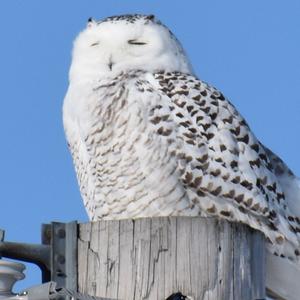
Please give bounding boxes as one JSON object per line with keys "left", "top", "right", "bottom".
{"left": 77, "top": 217, "right": 265, "bottom": 300}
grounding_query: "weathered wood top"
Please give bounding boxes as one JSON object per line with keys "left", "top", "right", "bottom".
{"left": 77, "top": 217, "right": 265, "bottom": 300}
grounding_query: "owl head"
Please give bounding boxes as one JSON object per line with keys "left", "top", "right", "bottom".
{"left": 69, "top": 14, "right": 193, "bottom": 82}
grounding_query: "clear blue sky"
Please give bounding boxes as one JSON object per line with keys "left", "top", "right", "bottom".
{"left": 0, "top": 0, "right": 299, "bottom": 292}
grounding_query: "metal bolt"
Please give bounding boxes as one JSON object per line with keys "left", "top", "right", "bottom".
{"left": 57, "top": 254, "right": 65, "bottom": 264}
{"left": 56, "top": 269, "right": 66, "bottom": 277}
{"left": 57, "top": 228, "right": 66, "bottom": 238}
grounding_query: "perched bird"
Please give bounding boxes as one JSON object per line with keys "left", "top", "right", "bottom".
{"left": 63, "top": 14, "right": 300, "bottom": 260}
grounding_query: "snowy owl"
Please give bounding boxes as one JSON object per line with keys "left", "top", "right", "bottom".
{"left": 63, "top": 14, "right": 300, "bottom": 260}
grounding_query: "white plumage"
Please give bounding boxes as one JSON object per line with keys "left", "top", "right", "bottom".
{"left": 63, "top": 14, "right": 300, "bottom": 261}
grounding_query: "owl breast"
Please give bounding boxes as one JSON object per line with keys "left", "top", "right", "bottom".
{"left": 65, "top": 71, "right": 197, "bottom": 220}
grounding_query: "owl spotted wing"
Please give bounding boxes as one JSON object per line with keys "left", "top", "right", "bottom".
{"left": 141, "top": 70, "right": 300, "bottom": 258}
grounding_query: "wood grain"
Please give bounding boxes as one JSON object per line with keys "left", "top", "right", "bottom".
{"left": 78, "top": 217, "right": 265, "bottom": 300}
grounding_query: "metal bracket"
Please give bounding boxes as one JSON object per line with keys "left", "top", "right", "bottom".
{"left": 0, "top": 232, "right": 50, "bottom": 278}
{"left": 0, "top": 222, "right": 120, "bottom": 300}
{"left": 41, "top": 222, "right": 77, "bottom": 290}
{"left": 0, "top": 222, "right": 77, "bottom": 288}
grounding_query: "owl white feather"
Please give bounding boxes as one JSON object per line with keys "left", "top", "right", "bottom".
{"left": 63, "top": 14, "right": 300, "bottom": 261}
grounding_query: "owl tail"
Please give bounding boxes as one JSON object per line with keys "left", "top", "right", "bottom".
{"left": 267, "top": 251, "right": 300, "bottom": 300}
{"left": 279, "top": 175, "right": 300, "bottom": 217}
{"left": 264, "top": 146, "right": 300, "bottom": 217}
{"left": 264, "top": 150, "right": 300, "bottom": 300}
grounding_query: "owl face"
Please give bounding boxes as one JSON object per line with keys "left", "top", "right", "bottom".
{"left": 69, "top": 15, "right": 193, "bottom": 82}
